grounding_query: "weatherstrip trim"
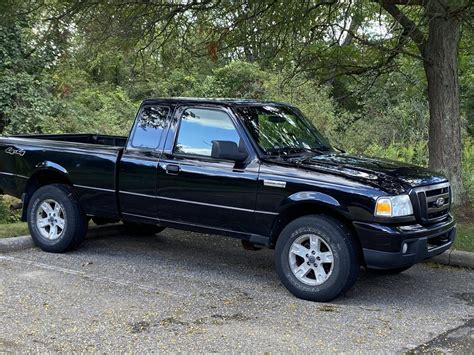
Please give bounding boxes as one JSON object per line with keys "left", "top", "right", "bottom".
{"left": 74, "top": 184, "right": 115, "bottom": 193}
{"left": 0, "top": 171, "right": 28, "bottom": 179}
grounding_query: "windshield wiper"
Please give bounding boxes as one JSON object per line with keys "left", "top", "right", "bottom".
{"left": 310, "top": 144, "right": 331, "bottom": 152}
{"left": 266, "top": 147, "right": 306, "bottom": 156}
{"left": 266, "top": 145, "right": 331, "bottom": 158}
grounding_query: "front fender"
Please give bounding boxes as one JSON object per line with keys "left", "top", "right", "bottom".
{"left": 279, "top": 191, "right": 347, "bottom": 212}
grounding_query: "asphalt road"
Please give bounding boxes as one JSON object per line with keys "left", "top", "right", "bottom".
{"left": 1, "top": 228, "right": 473, "bottom": 352}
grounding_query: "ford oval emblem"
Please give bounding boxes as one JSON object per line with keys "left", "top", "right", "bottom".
{"left": 435, "top": 197, "right": 445, "bottom": 208}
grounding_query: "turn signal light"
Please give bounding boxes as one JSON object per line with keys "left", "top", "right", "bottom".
{"left": 375, "top": 198, "right": 392, "bottom": 216}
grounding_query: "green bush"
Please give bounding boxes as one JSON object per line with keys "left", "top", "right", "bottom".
{"left": 462, "top": 137, "right": 474, "bottom": 203}
{"left": 363, "top": 141, "right": 428, "bottom": 167}
{"left": 0, "top": 199, "right": 9, "bottom": 224}
{"left": 0, "top": 196, "right": 21, "bottom": 224}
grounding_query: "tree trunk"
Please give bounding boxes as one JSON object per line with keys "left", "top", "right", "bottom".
{"left": 423, "top": 4, "right": 466, "bottom": 206}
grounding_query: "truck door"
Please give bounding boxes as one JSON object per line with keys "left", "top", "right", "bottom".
{"left": 156, "top": 105, "right": 261, "bottom": 235}
{"left": 119, "top": 104, "right": 171, "bottom": 221}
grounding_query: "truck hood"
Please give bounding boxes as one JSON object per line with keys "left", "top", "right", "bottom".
{"left": 293, "top": 153, "right": 447, "bottom": 194}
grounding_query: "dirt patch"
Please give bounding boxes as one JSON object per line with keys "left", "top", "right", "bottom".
{"left": 129, "top": 321, "right": 151, "bottom": 333}
{"left": 160, "top": 317, "right": 188, "bottom": 327}
{"left": 158, "top": 312, "right": 254, "bottom": 331}
{"left": 455, "top": 208, "right": 474, "bottom": 224}
{"left": 318, "top": 305, "right": 340, "bottom": 313}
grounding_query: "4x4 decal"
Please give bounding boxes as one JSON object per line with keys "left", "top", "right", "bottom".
{"left": 5, "top": 147, "right": 26, "bottom": 157}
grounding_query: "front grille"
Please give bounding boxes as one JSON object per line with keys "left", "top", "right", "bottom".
{"left": 410, "top": 182, "right": 451, "bottom": 224}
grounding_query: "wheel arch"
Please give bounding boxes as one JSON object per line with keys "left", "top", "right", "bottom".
{"left": 21, "top": 163, "right": 73, "bottom": 221}
{"left": 269, "top": 193, "right": 363, "bottom": 261}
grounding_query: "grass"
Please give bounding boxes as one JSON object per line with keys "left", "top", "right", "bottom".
{"left": 0, "top": 222, "right": 29, "bottom": 239}
{"left": 453, "top": 223, "right": 474, "bottom": 253}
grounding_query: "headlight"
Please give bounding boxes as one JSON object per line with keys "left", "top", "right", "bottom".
{"left": 375, "top": 195, "right": 413, "bottom": 217}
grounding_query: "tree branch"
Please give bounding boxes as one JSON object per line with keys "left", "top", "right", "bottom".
{"left": 379, "top": 0, "right": 426, "bottom": 5}
{"left": 379, "top": 1, "right": 426, "bottom": 53}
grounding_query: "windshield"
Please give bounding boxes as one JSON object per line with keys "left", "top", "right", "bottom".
{"left": 236, "top": 105, "right": 331, "bottom": 156}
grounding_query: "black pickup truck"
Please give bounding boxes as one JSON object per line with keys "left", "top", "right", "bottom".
{"left": 0, "top": 98, "right": 455, "bottom": 301}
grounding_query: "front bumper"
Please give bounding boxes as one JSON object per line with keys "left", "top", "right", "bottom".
{"left": 353, "top": 215, "right": 456, "bottom": 269}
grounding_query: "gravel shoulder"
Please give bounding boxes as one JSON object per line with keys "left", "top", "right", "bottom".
{"left": 0, "top": 229, "right": 473, "bottom": 352}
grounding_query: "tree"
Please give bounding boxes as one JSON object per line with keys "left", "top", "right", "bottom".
{"left": 378, "top": 0, "right": 471, "bottom": 205}
{"left": 0, "top": 1, "right": 63, "bottom": 134}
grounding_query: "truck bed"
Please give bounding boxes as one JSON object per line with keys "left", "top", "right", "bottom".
{"left": 12, "top": 133, "right": 127, "bottom": 147}
{"left": 0, "top": 133, "right": 126, "bottom": 219}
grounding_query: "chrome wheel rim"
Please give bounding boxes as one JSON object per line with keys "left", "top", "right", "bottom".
{"left": 36, "top": 199, "right": 66, "bottom": 241}
{"left": 288, "top": 234, "right": 334, "bottom": 286}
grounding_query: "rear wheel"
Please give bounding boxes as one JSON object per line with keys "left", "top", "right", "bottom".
{"left": 27, "top": 184, "right": 87, "bottom": 253}
{"left": 123, "top": 221, "right": 165, "bottom": 236}
{"left": 275, "top": 215, "right": 359, "bottom": 302}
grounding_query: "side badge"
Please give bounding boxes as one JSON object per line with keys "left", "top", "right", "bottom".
{"left": 5, "top": 147, "right": 26, "bottom": 157}
{"left": 264, "top": 180, "right": 286, "bottom": 188}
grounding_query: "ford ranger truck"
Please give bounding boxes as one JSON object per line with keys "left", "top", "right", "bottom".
{"left": 0, "top": 98, "right": 456, "bottom": 302}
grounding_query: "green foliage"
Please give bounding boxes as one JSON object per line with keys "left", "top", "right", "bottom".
{"left": 462, "top": 138, "right": 474, "bottom": 203}
{"left": 0, "top": 18, "right": 59, "bottom": 134}
{"left": 0, "top": 199, "right": 10, "bottom": 224}
{"left": 363, "top": 142, "right": 428, "bottom": 167}
{"left": 0, "top": 222, "right": 29, "bottom": 238}
{"left": 56, "top": 87, "right": 138, "bottom": 136}
{"left": 0, "top": 196, "right": 21, "bottom": 224}
{"left": 199, "top": 62, "right": 267, "bottom": 99}
{"left": 454, "top": 223, "right": 474, "bottom": 253}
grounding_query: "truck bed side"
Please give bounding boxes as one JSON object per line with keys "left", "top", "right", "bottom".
{"left": 0, "top": 136, "right": 124, "bottom": 219}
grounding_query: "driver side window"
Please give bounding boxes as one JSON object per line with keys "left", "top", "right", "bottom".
{"left": 174, "top": 108, "right": 241, "bottom": 157}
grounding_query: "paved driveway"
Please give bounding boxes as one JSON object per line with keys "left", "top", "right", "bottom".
{"left": 1, "top": 229, "right": 473, "bottom": 352}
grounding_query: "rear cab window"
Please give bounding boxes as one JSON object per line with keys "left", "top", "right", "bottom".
{"left": 129, "top": 105, "right": 170, "bottom": 150}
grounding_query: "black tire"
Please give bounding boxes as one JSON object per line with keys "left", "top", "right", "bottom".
{"left": 275, "top": 215, "right": 359, "bottom": 302}
{"left": 123, "top": 221, "right": 165, "bottom": 236}
{"left": 27, "top": 184, "right": 87, "bottom": 253}
{"left": 369, "top": 265, "right": 413, "bottom": 275}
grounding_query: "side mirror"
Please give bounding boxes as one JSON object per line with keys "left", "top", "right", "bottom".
{"left": 211, "top": 140, "right": 248, "bottom": 162}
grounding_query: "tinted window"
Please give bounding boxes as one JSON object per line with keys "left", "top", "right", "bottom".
{"left": 175, "top": 108, "right": 240, "bottom": 157}
{"left": 237, "top": 105, "right": 331, "bottom": 155}
{"left": 130, "top": 106, "right": 170, "bottom": 149}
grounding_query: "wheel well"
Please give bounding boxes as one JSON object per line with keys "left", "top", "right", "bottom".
{"left": 270, "top": 203, "right": 363, "bottom": 262}
{"left": 22, "top": 170, "right": 72, "bottom": 220}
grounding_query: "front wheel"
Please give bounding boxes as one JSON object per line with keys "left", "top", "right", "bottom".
{"left": 27, "top": 184, "right": 88, "bottom": 253}
{"left": 275, "top": 215, "right": 359, "bottom": 302}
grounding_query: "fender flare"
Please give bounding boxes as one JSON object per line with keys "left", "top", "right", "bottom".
{"left": 33, "top": 161, "right": 70, "bottom": 176}
{"left": 278, "top": 191, "right": 345, "bottom": 212}
{"left": 270, "top": 191, "right": 351, "bottom": 243}
{"left": 21, "top": 161, "right": 72, "bottom": 220}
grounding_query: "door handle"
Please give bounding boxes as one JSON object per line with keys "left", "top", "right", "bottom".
{"left": 165, "top": 164, "right": 180, "bottom": 175}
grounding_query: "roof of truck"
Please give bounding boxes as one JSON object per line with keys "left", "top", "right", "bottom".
{"left": 141, "top": 97, "right": 290, "bottom": 107}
